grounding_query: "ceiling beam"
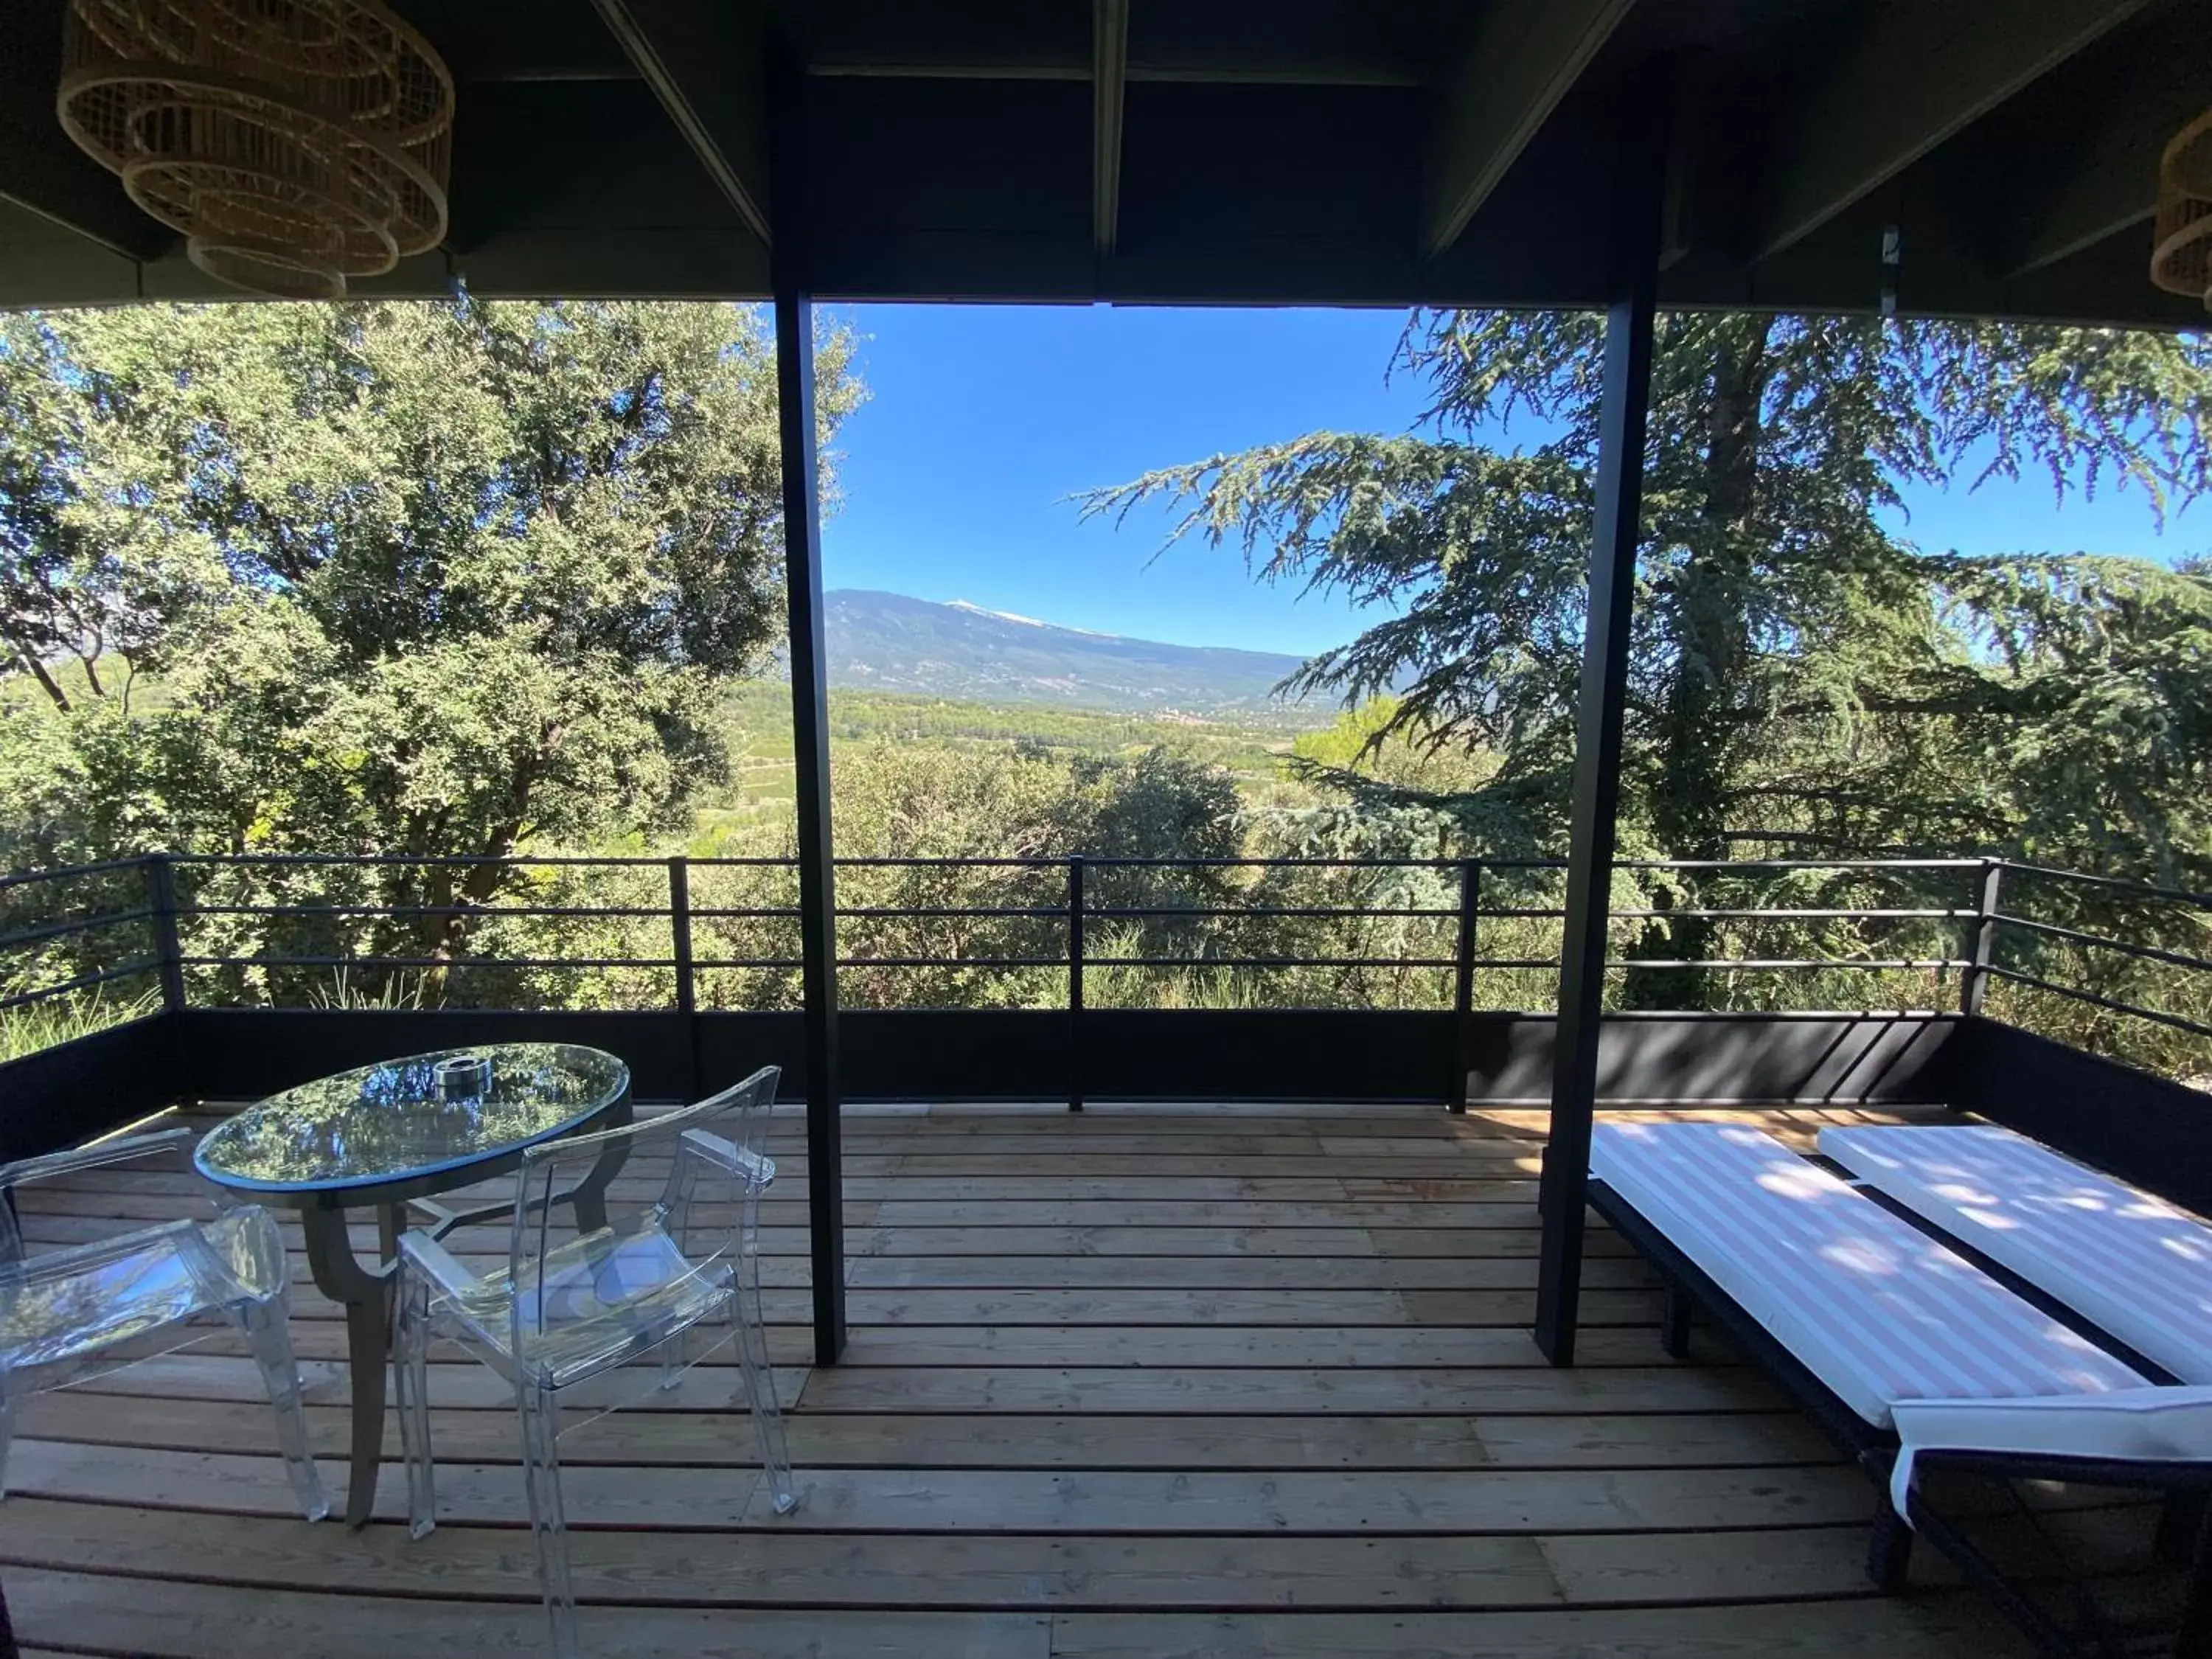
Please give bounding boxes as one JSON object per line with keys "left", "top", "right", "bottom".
{"left": 588, "top": 0, "right": 772, "bottom": 246}
{"left": 1422, "top": 0, "right": 1634, "bottom": 256}
{"left": 1750, "top": 0, "right": 2149, "bottom": 261}
{"left": 2000, "top": 7, "right": 2207, "bottom": 276}
{"left": 1093, "top": 0, "right": 1128, "bottom": 258}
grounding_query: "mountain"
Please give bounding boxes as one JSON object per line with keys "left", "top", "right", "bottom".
{"left": 823, "top": 589, "right": 1319, "bottom": 720}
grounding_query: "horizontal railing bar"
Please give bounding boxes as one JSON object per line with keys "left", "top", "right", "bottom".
{"left": 0, "top": 958, "right": 162, "bottom": 1011}
{"left": 0, "top": 908, "right": 156, "bottom": 951}
{"left": 1993, "top": 914, "right": 2212, "bottom": 978}
{"left": 838, "top": 905, "right": 1065, "bottom": 919}
{"left": 1089, "top": 956, "right": 1461, "bottom": 970}
{"left": 684, "top": 959, "right": 804, "bottom": 970}
{"left": 0, "top": 857, "right": 152, "bottom": 893}
{"left": 168, "top": 852, "right": 672, "bottom": 868}
{"left": 178, "top": 955, "right": 679, "bottom": 971}
{"left": 1086, "top": 906, "right": 1458, "bottom": 921}
{"left": 1080, "top": 857, "right": 1461, "bottom": 869}
{"left": 1997, "top": 860, "right": 2212, "bottom": 911}
{"left": 1614, "top": 858, "right": 1985, "bottom": 872}
{"left": 835, "top": 957, "right": 1069, "bottom": 970}
{"left": 183, "top": 902, "right": 679, "bottom": 920}
{"left": 1608, "top": 907, "right": 1966, "bottom": 921}
{"left": 688, "top": 908, "right": 803, "bottom": 920}
{"left": 1983, "top": 964, "right": 2212, "bottom": 1040}
{"left": 1615, "top": 958, "right": 1966, "bottom": 970}
{"left": 832, "top": 857, "right": 1060, "bottom": 869}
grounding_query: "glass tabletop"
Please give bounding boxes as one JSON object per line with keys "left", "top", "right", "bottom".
{"left": 195, "top": 1043, "right": 631, "bottom": 1198}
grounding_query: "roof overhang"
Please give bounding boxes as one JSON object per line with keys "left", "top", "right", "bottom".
{"left": 1, "top": 0, "right": 2205, "bottom": 327}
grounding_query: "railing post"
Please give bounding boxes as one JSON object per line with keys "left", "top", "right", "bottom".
{"left": 1068, "top": 855, "right": 1085, "bottom": 1113}
{"left": 1961, "top": 858, "right": 2003, "bottom": 1017}
{"left": 145, "top": 853, "right": 186, "bottom": 1012}
{"left": 668, "top": 855, "right": 700, "bottom": 1097}
{"left": 1450, "top": 859, "right": 1480, "bottom": 1113}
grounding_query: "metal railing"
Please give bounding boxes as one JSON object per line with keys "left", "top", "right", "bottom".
{"left": 3, "top": 851, "right": 2208, "bottom": 1077}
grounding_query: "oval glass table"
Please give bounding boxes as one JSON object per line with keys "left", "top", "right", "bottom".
{"left": 196, "top": 1043, "right": 632, "bottom": 1526}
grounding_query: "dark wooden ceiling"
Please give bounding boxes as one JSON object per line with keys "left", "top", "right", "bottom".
{"left": 1, "top": 0, "right": 2205, "bottom": 325}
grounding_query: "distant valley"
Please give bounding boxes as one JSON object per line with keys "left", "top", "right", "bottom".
{"left": 823, "top": 589, "right": 1322, "bottom": 721}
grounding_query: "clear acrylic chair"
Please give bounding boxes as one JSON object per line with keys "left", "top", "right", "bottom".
{"left": 0, "top": 1125, "right": 327, "bottom": 1520}
{"left": 393, "top": 1064, "right": 795, "bottom": 1658}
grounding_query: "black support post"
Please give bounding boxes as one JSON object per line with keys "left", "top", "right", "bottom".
{"left": 768, "top": 42, "right": 845, "bottom": 1364}
{"left": 1533, "top": 86, "right": 1669, "bottom": 1368}
{"left": 145, "top": 853, "right": 185, "bottom": 1012}
{"left": 1960, "top": 858, "right": 2003, "bottom": 1017}
{"left": 667, "top": 855, "right": 700, "bottom": 1099}
{"left": 1450, "top": 858, "right": 1480, "bottom": 1113}
{"left": 1068, "top": 855, "right": 1085, "bottom": 1113}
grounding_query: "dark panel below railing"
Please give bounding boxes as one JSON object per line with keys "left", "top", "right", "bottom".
{"left": 1949, "top": 1017, "right": 2212, "bottom": 1217}
{"left": 0, "top": 1012, "right": 178, "bottom": 1161}
{"left": 0, "top": 1004, "right": 1979, "bottom": 1161}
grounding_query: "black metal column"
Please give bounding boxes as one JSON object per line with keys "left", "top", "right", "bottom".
{"left": 768, "top": 44, "right": 844, "bottom": 1364}
{"left": 1533, "top": 88, "right": 1669, "bottom": 1368}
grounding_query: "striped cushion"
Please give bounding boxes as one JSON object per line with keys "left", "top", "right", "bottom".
{"left": 1820, "top": 1124, "right": 2212, "bottom": 1386}
{"left": 1591, "top": 1122, "right": 2147, "bottom": 1427}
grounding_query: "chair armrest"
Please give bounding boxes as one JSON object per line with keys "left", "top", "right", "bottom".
{"left": 397, "top": 1231, "right": 481, "bottom": 1303}
{"left": 675, "top": 1127, "right": 774, "bottom": 1189}
{"left": 0, "top": 1125, "right": 195, "bottom": 1192}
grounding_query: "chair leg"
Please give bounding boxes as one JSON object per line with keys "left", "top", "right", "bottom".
{"left": 392, "top": 1265, "right": 437, "bottom": 1540}
{"left": 237, "top": 1299, "right": 330, "bottom": 1523}
{"left": 1868, "top": 1490, "right": 1914, "bottom": 1593}
{"left": 734, "top": 1194, "right": 796, "bottom": 1515}
{"left": 519, "top": 1383, "right": 579, "bottom": 1659}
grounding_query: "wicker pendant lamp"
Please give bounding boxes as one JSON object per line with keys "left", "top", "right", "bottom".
{"left": 56, "top": 0, "right": 454, "bottom": 300}
{"left": 2152, "top": 107, "right": 2212, "bottom": 310}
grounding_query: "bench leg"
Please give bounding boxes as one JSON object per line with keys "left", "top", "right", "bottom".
{"left": 1660, "top": 1285, "right": 1692, "bottom": 1360}
{"left": 1868, "top": 1492, "right": 1913, "bottom": 1593}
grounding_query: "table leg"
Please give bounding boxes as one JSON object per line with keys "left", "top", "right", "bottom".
{"left": 568, "top": 1094, "right": 636, "bottom": 1234}
{"left": 301, "top": 1205, "right": 397, "bottom": 1529}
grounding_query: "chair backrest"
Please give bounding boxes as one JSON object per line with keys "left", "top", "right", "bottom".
{"left": 504, "top": 1065, "right": 781, "bottom": 1361}
{"left": 0, "top": 1125, "right": 203, "bottom": 1270}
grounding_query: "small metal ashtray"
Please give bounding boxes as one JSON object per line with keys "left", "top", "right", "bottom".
{"left": 434, "top": 1054, "right": 493, "bottom": 1100}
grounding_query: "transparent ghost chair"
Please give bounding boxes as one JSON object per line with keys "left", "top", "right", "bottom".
{"left": 393, "top": 1064, "right": 795, "bottom": 1658}
{"left": 0, "top": 1125, "right": 327, "bottom": 1520}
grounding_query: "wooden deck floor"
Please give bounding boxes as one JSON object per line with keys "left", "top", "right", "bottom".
{"left": 0, "top": 1100, "right": 2048, "bottom": 1658}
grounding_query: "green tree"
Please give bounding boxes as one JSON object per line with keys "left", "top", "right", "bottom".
{"left": 0, "top": 299, "right": 860, "bottom": 988}
{"left": 1087, "top": 312, "right": 2212, "bottom": 1006}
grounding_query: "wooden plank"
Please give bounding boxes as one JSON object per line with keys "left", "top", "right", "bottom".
{"left": 846, "top": 1253, "right": 1652, "bottom": 1289}
{"left": 1043, "top": 1601, "right": 2036, "bottom": 1657}
{"left": 789, "top": 1364, "right": 1785, "bottom": 1415}
{"left": 866, "top": 1200, "right": 1539, "bottom": 1227}
{"left": 0, "top": 1497, "right": 1571, "bottom": 1609}
{"left": 1, "top": 1567, "right": 1054, "bottom": 1659}
{"left": 1, "top": 1443, "right": 1873, "bottom": 1533}
{"left": 1538, "top": 1524, "right": 1965, "bottom": 1601}
{"left": 14, "top": 1391, "right": 1840, "bottom": 1470}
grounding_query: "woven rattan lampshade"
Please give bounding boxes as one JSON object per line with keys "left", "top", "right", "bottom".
{"left": 2152, "top": 107, "right": 2212, "bottom": 310}
{"left": 57, "top": 0, "right": 453, "bottom": 299}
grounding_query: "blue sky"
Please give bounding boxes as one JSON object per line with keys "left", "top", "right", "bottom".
{"left": 820, "top": 305, "right": 2199, "bottom": 658}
